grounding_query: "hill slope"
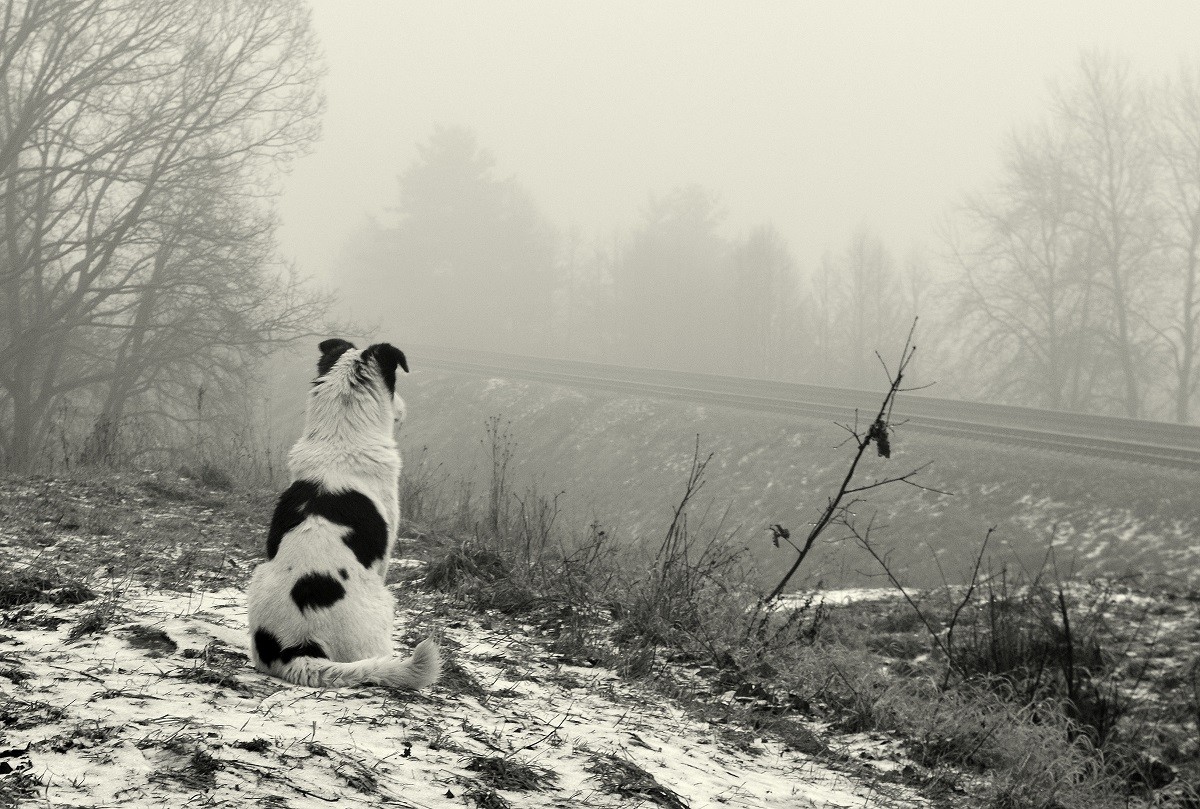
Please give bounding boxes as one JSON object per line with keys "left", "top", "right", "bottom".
{"left": 394, "top": 368, "right": 1200, "bottom": 589}
{"left": 0, "top": 473, "right": 925, "bottom": 809}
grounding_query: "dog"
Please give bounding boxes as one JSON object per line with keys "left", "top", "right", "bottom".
{"left": 247, "top": 338, "right": 440, "bottom": 689}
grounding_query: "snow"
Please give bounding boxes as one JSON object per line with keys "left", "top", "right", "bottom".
{"left": 779, "top": 589, "right": 902, "bottom": 609}
{"left": 1, "top": 582, "right": 927, "bottom": 808}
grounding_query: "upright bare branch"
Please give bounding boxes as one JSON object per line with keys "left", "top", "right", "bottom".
{"left": 764, "top": 319, "right": 932, "bottom": 602}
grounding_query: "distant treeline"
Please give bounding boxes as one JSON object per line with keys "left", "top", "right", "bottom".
{"left": 344, "top": 52, "right": 1200, "bottom": 425}
{"left": 341, "top": 124, "right": 925, "bottom": 392}
{"left": 6, "top": 13, "right": 1200, "bottom": 480}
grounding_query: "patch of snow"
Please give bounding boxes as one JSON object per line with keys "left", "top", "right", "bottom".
{"left": 779, "top": 588, "right": 902, "bottom": 609}
{"left": 1, "top": 585, "right": 928, "bottom": 808}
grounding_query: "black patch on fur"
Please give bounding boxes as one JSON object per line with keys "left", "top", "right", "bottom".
{"left": 320, "top": 489, "right": 389, "bottom": 568}
{"left": 267, "top": 480, "right": 321, "bottom": 560}
{"left": 255, "top": 629, "right": 282, "bottom": 666}
{"left": 338, "top": 568, "right": 348, "bottom": 580}
{"left": 359, "top": 343, "right": 408, "bottom": 394}
{"left": 316, "top": 338, "right": 356, "bottom": 378}
{"left": 265, "top": 479, "right": 389, "bottom": 570}
{"left": 254, "top": 628, "right": 327, "bottom": 667}
{"left": 290, "top": 572, "right": 346, "bottom": 613}
{"left": 280, "top": 640, "right": 327, "bottom": 664}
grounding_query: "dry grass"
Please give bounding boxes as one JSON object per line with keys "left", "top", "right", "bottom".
{"left": 405, "top": 418, "right": 1200, "bottom": 808}
{"left": 3, "top": 412, "right": 1198, "bottom": 807}
{"left": 585, "top": 753, "right": 690, "bottom": 809}
{"left": 0, "top": 470, "right": 272, "bottom": 592}
{"left": 464, "top": 755, "right": 558, "bottom": 791}
{"left": 146, "top": 736, "right": 224, "bottom": 792}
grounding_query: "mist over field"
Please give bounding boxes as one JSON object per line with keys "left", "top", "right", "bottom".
{"left": 6, "top": 1, "right": 1200, "bottom": 475}
{"left": 283, "top": 1, "right": 1200, "bottom": 421}
{"left": 6, "top": 5, "right": 1200, "bottom": 806}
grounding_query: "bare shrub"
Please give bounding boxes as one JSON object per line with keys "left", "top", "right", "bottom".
{"left": 400, "top": 447, "right": 450, "bottom": 527}
{"left": 409, "top": 353, "right": 1188, "bottom": 807}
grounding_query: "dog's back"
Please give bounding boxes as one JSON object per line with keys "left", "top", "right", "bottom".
{"left": 246, "top": 339, "right": 439, "bottom": 690}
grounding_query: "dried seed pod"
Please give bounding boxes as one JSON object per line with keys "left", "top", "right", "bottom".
{"left": 868, "top": 418, "right": 891, "bottom": 458}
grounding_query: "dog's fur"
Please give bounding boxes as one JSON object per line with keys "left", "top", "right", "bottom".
{"left": 247, "top": 339, "right": 440, "bottom": 689}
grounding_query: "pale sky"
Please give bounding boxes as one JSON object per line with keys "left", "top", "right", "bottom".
{"left": 277, "top": 1, "right": 1200, "bottom": 281}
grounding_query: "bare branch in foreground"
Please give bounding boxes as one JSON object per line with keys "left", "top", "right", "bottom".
{"left": 764, "top": 318, "right": 939, "bottom": 602}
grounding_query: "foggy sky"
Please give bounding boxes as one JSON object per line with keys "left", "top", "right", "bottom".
{"left": 277, "top": 1, "right": 1200, "bottom": 282}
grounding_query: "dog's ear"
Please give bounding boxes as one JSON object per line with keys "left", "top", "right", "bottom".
{"left": 317, "top": 338, "right": 356, "bottom": 377}
{"left": 360, "top": 343, "right": 408, "bottom": 393}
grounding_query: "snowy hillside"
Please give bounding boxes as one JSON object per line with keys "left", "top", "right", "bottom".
{"left": 0, "top": 474, "right": 927, "bottom": 809}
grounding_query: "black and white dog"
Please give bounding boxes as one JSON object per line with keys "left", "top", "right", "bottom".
{"left": 247, "top": 339, "right": 440, "bottom": 689}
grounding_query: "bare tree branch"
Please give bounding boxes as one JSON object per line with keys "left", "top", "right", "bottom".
{"left": 764, "top": 319, "right": 933, "bottom": 602}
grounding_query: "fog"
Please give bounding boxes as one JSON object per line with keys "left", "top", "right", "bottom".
{"left": 261, "top": 2, "right": 1200, "bottom": 423}
{"left": 279, "top": 2, "right": 1200, "bottom": 279}
{"left": 6, "top": 6, "right": 1200, "bottom": 798}
{"left": 7, "top": 1, "right": 1200, "bottom": 476}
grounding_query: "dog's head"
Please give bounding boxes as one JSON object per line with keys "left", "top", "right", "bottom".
{"left": 310, "top": 338, "right": 409, "bottom": 432}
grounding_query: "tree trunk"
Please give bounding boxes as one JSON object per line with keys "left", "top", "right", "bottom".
{"left": 5, "top": 385, "right": 41, "bottom": 473}
{"left": 1175, "top": 239, "right": 1199, "bottom": 423}
{"left": 81, "top": 244, "right": 170, "bottom": 465}
{"left": 1108, "top": 257, "right": 1142, "bottom": 419}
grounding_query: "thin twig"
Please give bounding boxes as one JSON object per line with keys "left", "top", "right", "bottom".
{"left": 765, "top": 318, "right": 934, "bottom": 602}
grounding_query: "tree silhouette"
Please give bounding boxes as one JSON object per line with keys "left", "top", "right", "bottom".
{"left": 0, "top": 0, "right": 324, "bottom": 471}
{"left": 344, "top": 125, "right": 558, "bottom": 353}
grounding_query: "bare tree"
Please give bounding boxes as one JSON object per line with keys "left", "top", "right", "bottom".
{"left": 345, "top": 125, "right": 559, "bottom": 354}
{"left": 809, "top": 251, "right": 839, "bottom": 382}
{"left": 1055, "top": 52, "right": 1160, "bottom": 418}
{"left": 949, "top": 53, "right": 1172, "bottom": 418}
{"left": 807, "top": 228, "right": 905, "bottom": 388}
{"left": 843, "top": 228, "right": 900, "bottom": 386}
{"left": 551, "top": 226, "right": 618, "bottom": 363}
{"left": 727, "top": 224, "right": 802, "bottom": 378}
{"left": 81, "top": 175, "right": 323, "bottom": 464}
{"left": 0, "top": 0, "right": 323, "bottom": 471}
{"left": 1155, "top": 62, "right": 1200, "bottom": 422}
{"left": 615, "top": 185, "right": 730, "bottom": 371}
{"left": 949, "top": 123, "right": 1104, "bottom": 411}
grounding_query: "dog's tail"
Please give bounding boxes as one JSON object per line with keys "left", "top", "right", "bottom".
{"left": 276, "top": 638, "right": 441, "bottom": 690}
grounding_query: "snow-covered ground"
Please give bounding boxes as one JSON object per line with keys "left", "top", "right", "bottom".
{"left": 1, "top": 580, "right": 926, "bottom": 808}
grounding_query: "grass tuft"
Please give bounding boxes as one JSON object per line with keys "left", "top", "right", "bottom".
{"left": 0, "top": 698, "right": 68, "bottom": 730}
{"left": 175, "top": 642, "right": 253, "bottom": 695}
{"left": 149, "top": 737, "right": 223, "bottom": 792}
{"left": 190, "top": 463, "right": 235, "bottom": 491}
{"left": 121, "top": 624, "right": 178, "bottom": 657}
{"left": 436, "top": 652, "right": 488, "bottom": 700}
{"left": 0, "top": 765, "right": 42, "bottom": 806}
{"left": 424, "top": 543, "right": 509, "bottom": 592}
{"left": 66, "top": 604, "right": 113, "bottom": 641}
{"left": 0, "top": 570, "right": 95, "bottom": 608}
{"left": 586, "top": 753, "right": 690, "bottom": 809}
{"left": 465, "top": 755, "right": 558, "bottom": 791}
{"left": 465, "top": 784, "right": 512, "bottom": 808}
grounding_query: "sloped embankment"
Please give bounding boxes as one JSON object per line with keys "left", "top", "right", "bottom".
{"left": 396, "top": 368, "right": 1200, "bottom": 589}
{"left": 0, "top": 474, "right": 925, "bottom": 808}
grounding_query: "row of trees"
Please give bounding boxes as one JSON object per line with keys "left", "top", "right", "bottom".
{"left": 351, "top": 53, "right": 1200, "bottom": 423}
{"left": 949, "top": 52, "right": 1200, "bottom": 421}
{"left": 343, "top": 125, "right": 924, "bottom": 390}
{"left": 9, "top": 12, "right": 1191, "bottom": 480}
{"left": 0, "top": 0, "right": 326, "bottom": 472}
